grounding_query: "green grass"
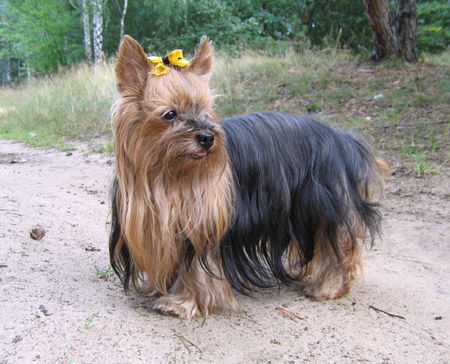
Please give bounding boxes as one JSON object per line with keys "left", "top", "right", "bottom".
{"left": 94, "top": 265, "right": 114, "bottom": 280}
{"left": 422, "top": 49, "right": 450, "bottom": 66}
{"left": 403, "top": 142, "right": 441, "bottom": 176}
{"left": 0, "top": 46, "right": 448, "bottom": 168}
{"left": 0, "top": 61, "right": 116, "bottom": 147}
{"left": 83, "top": 312, "right": 99, "bottom": 330}
{"left": 89, "top": 142, "right": 114, "bottom": 154}
{"left": 212, "top": 46, "right": 353, "bottom": 116}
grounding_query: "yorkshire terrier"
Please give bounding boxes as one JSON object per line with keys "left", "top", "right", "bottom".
{"left": 109, "top": 35, "right": 386, "bottom": 319}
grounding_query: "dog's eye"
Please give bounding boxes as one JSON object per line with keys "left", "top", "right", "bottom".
{"left": 162, "top": 110, "right": 177, "bottom": 121}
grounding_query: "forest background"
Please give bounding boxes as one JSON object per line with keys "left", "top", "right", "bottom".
{"left": 0, "top": 0, "right": 448, "bottom": 81}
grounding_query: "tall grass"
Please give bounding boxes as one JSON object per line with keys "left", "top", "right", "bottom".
{"left": 0, "top": 62, "right": 116, "bottom": 147}
{"left": 0, "top": 46, "right": 448, "bottom": 161}
{"left": 0, "top": 47, "right": 353, "bottom": 148}
{"left": 212, "top": 46, "right": 352, "bottom": 116}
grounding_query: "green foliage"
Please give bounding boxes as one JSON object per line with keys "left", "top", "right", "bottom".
{"left": 298, "top": 0, "right": 372, "bottom": 50}
{"left": 0, "top": 0, "right": 83, "bottom": 74}
{"left": 144, "top": 0, "right": 245, "bottom": 54}
{"left": 122, "top": 0, "right": 372, "bottom": 55}
{"left": 417, "top": 0, "right": 450, "bottom": 53}
{"left": 0, "top": 0, "right": 449, "bottom": 82}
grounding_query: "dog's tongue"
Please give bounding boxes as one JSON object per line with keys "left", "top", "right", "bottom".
{"left": 195, "top": 151, "right": 208, "bottom": 158}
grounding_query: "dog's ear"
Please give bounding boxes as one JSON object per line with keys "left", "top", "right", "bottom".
{"left": 115, "top": 35, "right": 151, "bottom": 94}
{"left": 188, "top": 36, "right": 213, "bottom": 80}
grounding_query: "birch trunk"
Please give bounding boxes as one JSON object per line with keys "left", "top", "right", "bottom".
{"left": 119, "top": 0, "right": 128, "bottom": 42}
{"left": 92, "top": 0, "right": 103, "bottom": 65}
{"left": 26, "top": 63, "right": 31, "bottom": 83}
{"left": 82, "top": 0, "right": 93, "bottom": 63}
{"left": 4, "top": 58, "right": 11, "bottom": 84}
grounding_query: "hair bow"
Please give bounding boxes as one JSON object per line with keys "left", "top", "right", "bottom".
{"left": 148, "top": 49, "right": 189, "bottom": 76}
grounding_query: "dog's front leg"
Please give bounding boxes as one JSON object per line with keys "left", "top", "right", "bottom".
{"left": 151, "top": 253, "right": 240, "bottom": 319}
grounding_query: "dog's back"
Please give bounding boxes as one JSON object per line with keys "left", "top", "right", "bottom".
{"left": 220, "top": 112, "right": 384, "bottom": 295}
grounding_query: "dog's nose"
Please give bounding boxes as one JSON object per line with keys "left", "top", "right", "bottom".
{"left": 196, "top": 132, "right": 215, "bottom": 150}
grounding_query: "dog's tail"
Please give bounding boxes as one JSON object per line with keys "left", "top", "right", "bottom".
{"left": 375, "top": 157, "right": 389, "bottom": 174}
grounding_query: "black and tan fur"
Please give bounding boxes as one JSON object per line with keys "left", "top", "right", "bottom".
{"left": 110, "top": 35, "right": 386, "bottom": 319}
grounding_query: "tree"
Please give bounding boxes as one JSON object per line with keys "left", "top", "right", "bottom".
{"left": 0, "top": 0, "right": 82, "bottom": 74}
{"left": 92, "top": 0, "right": 103, "bottom": 64}
{"left": 81, "top": 0, "right": 93, "bottom": 63}
{"left": 364, "top": 0, "right": 418, "bottom": 62}
{"left": 113, "top": 0, "right": 128, "bottom": 42}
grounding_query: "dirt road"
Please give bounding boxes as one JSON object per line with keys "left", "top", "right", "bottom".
{"left": 0, "top": 140, "right": 449, "bottom": 363}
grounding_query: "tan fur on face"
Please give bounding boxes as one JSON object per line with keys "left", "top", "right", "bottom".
{"left": 112, "top": 36, "right": 235, "bottom": 304}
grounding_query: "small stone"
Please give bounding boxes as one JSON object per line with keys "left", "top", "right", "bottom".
{"left": 39, "top": 304, "right": 51, "bottom": 316}
{"left": 30, "top": 226, "right": 45, "bottom": 240}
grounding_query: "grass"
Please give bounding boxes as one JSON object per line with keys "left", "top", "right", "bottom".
{"left": 0, "top": 62, "right": 116, "bottom": 147}
{"left": 94, "top": 265, "right": 114, "bottom": 280}
{"left": 89, "top": 142, "right": 114, "bottom": 154}
{"left": 0, "top": 46, "right": 448, "bottom": 171}
{"left": 83, "top": 312, "right": 99, "bottom": 330}
{"left": 421, "top": 49, "right": 450, "bottom": 66}
{"left": 212, "top": 46, "right": 352, "bottom": 116}
{"left": 403, "top": 142, "right": 441, "bottom": 177}
{"left": 212, "top": 47, "right": 449, "bottom": 172}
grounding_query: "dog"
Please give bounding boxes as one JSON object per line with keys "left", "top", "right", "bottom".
{"left": 109, "top": 35, "right": 386, "bottom": 319}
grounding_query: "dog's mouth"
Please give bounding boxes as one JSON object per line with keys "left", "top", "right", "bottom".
{"left": 193, "top": 151, "right": 208, "bottom": 159}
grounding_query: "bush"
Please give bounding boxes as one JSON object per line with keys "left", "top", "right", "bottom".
{"left": 417, "top": 0, "right": 450, "bottom": 53}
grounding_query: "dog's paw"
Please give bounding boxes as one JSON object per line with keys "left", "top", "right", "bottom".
{"left": 301, "top": 278, "right": 351, "bottom": 300}
{"left": 151, "top": 296, "right": 201, "bottom": 319}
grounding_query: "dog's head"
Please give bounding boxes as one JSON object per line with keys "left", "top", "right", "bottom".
{"left": 113, "top": 36, "right": 227, "bottom": 178}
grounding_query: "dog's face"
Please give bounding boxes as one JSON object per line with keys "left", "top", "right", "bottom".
{"left": 114, "top": 36, "right": 227, "bottom": 177}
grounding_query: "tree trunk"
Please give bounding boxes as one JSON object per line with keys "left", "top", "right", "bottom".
{"left": 26, "top": 63, "right": 31, "bottom": 83}
{"left": 364, "top": 0, "right": 417, "bottom": 62}
{"left": 4, "top": 58, "right": 11, "bottom": 84}
{"left": 82, "top": 0, "right": 93, "bottom": 63}
{"left": 92, "top": 0, "right": 103, "bottom": 65}
{"left": 363, "top": 0, "right": 398, "bottom": 60}
{"left": 395, "top": 0, "right": 417, "bottom": 62}
{"left": 118, "top": 0, "right": 128, "bottom": 42}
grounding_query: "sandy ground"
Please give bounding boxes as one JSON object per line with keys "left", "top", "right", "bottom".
{"left": 0, "top": 139, "right": 449, "bottom": 364}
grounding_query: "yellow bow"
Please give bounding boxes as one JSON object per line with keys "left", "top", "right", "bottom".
{"left": 148, "top": 49, "right": 189, "bottom": 76}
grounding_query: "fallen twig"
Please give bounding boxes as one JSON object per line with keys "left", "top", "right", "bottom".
{"left": 174, "top": 334, "right": 202, "bottom": 353}
{"left": 275, "top": 306, "right": 303, "bottom": 323}
{"left": 358, "top": 120, "right": 448, "bottom": 130}
{"left": 369, "top": 305, "right": 406, "bottom": 320}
